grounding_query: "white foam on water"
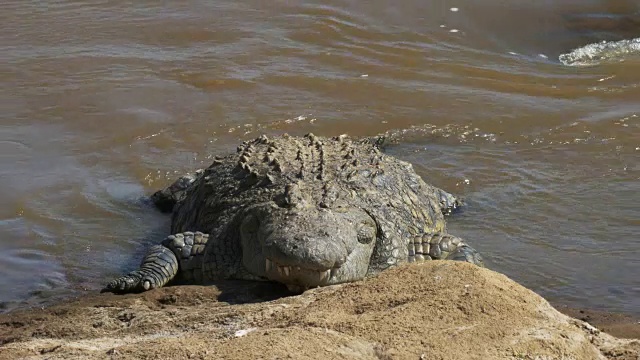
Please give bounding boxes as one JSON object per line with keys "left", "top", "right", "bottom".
{"left": 559, "top": 37, "right": 640, "bottom": 66}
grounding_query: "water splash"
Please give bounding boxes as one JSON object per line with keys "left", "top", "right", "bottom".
{"left": 559, "top": 37, "right": 640, "bottom": 66}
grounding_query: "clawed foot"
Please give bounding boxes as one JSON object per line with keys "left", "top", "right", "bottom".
{"left": 102, "top": 245, "right": 179, "bottom": 294}
{"left": 437, "top": 189, "right": 463, "bottom": 215}
{"left": 151, "top": 170, "right": 203, "bottom": 213}
{"left": 446, "top": 245, "right": 484, "bottom": 267}
{"left": 101, "top": 272, "right": 155, "bottom": 294}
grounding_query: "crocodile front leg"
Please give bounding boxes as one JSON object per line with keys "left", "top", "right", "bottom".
{"left": 150, "top": 170, "right": 203, "bottom": 213}
{"left": 102, "top": 232, "right": 210, "bottom": 294}
{"left": 408, "top": 233, "right": 484, "bottom": 266}
{"left": 102, "top": 244, "right": 179, "bottom": 293}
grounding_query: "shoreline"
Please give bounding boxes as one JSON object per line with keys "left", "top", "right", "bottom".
{"left": 553, "top": 304, "right": 640, "bottom": 340}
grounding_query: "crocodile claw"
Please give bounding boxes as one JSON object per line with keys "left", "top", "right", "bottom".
{"left": 101, "top": 273, "right": 145, "bottom": 294}
{"left": 437, "top": 189, "right": 463, "bottom": 215}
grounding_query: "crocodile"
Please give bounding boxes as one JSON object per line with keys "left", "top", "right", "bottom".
{"left": 103, "top": 133, "right": 483, "bottom": 294}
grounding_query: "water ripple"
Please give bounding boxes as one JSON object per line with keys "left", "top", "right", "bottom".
{"left": 560, "top": 37, "right": 640, "bottom": 66}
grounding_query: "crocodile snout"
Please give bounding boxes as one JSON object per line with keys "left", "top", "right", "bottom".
{"left": 262, "top": 232, "right": 351, "bottom": 271}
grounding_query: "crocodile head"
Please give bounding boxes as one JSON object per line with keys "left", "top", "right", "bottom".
{"left": 239, "top": 197, "right": 378, "bottom": 292}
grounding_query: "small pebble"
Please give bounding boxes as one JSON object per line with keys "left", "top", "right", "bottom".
{"left": 234, "top": 328, "right": 258, "bottom": 337}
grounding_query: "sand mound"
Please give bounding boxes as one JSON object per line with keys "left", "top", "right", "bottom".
{"left": 1, "top": 262, "right": 638, "bottom": 359}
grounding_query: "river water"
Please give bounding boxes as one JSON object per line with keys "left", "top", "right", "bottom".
{"left": 1, "top": 1, "right": 638, "bottom": 315}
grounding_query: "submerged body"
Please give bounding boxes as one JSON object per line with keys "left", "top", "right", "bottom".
{"left": 103, "top": 134, "right": 483, "bottom": 293}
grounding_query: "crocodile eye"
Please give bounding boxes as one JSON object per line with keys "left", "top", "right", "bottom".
{"left": 357, "top": 222, "right": 376, "bottom": 244}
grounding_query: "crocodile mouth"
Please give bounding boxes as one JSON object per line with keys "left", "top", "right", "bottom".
{"left": 265, "top": 258, "right": 339, "bottom": 292}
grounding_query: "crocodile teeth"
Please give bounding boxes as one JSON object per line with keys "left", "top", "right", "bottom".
{"left": 319, "top": 270, "right": 330, "bottom": 282}
{"left": 266, "top": 258, "right": 335, "bottom": 283}
{"left": 275, "top": 265, "right": 291, "bottom": 277}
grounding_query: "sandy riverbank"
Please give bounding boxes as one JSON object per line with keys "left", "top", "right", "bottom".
{"left": 1, "top": 262, "right": 638, "bottom": 359}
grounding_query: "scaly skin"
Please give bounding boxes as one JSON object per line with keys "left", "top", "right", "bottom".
{"left": 103, "top": 134, "right": 483, "bottom": 294}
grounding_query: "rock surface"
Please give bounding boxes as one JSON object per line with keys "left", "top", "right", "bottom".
{"left": 1, "top": 262, "right": 638, "bottom": 359}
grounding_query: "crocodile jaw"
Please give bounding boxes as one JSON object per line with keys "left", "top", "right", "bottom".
{"left": 264, "top": 258, "right": 339, "bottom": 291}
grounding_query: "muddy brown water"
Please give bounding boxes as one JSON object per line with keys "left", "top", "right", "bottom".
{"left": 1, "top": 1, "right": 638, "bottom": 315}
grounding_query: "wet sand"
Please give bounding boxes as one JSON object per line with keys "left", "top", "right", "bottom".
{"left": 556, "top": 305, "right": 640, "bottom": 340}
